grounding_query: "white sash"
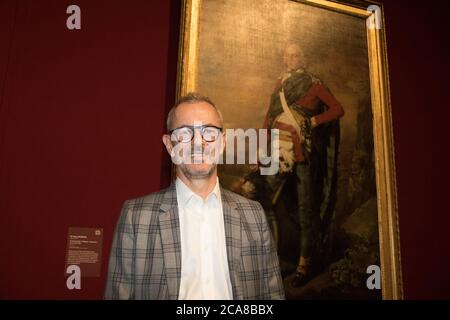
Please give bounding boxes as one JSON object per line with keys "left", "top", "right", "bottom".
{"left": 279, "top": 89, "right": 303, "bottom": 142}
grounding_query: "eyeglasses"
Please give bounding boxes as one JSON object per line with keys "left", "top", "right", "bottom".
{"left": 169, "top": 125, "right": 223, "bottom": 143}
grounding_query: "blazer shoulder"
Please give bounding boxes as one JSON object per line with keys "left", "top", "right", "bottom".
{"left": 115, "top": 184, "right": 176, "bottom": 232}
{"left": 221, "top": 188, "right": 268, "bottom": 229}
{"left": 221, "top": 188, "right": 264, "bottom": 213}
{"left": 123, "top": 184, "right": 175, "bottom": 212}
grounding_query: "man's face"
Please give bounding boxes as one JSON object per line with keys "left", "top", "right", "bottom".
{"left": 283, "top": 44, "right": 303, "bottom": 71}
{"left": 162, "top": 101, "right": 224, "bottom": 180}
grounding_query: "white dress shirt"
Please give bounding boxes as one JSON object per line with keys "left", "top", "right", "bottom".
{"left": 175, "top": 177, "right": 233, "bottom": 300}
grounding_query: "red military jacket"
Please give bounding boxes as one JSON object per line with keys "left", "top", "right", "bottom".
{"left": 262, "top": 78, "right": 345, "bottom": 162}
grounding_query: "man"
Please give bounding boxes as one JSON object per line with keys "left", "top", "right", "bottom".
{"left": 262, "top": 43, "right": 344, "bottom": 287}
{"left": 104, "top": 93, "right": 284, "bottom": 299}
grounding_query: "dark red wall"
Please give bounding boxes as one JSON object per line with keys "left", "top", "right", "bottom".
{"left": 0, "top": 0, "right": 177, "bottom": 299}
{"left": 0, "top": 0, "right": 448, "bottom": 299}
{"left": 381, "top": 0, "right": 450, "bottom": 299}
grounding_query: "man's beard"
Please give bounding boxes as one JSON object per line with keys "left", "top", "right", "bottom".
{"left": 179, "top": 162, "right": 217, "bottom": 180}
{"left": 173, "top": 141, "right": 221, "bottom": 179}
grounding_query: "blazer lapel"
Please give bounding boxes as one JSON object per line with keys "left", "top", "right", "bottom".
{"left": 159, "top": 184, "right": 182, "bottom": 300}
{"left": 221, "top": 188, "right": 243, "bottom": 300}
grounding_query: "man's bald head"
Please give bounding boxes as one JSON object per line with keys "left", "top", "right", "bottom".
{"left": 166, "top": 92, "right": 223, "bottom": 131}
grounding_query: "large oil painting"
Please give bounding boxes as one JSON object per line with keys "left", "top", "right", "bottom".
{"left": 177, "top": 0, "right": 402, "bottom": 299}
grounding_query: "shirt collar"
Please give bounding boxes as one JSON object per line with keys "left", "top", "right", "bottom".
{"left": 175, "top": 177, "right": 221, "bottom": 208}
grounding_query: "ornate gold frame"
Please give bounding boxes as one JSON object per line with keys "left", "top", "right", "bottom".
{"left": 176, "top": 0, "right": 402, "bottom": 299}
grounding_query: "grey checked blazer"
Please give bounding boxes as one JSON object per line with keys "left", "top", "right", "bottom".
{"left": 104, "top": 183, "right": 285, "bottom": 300}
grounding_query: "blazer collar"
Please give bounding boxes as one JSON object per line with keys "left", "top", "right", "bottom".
{"left": 159, "top": 183, "right": 177, "bottom": 213}
{"left": 158, "top": 183, "right": 181, "bottom": 299}
{"left": 221, "top": 188, "right": 243, "bottom": 299}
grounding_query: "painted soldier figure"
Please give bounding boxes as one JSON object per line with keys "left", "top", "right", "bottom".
{"left": 262, "top": 43, "right": 345, "bottom": 287}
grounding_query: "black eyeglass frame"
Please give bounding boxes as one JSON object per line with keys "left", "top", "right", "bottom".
{"left": 168, "top": 125, "right": 223, "bottom": 143}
